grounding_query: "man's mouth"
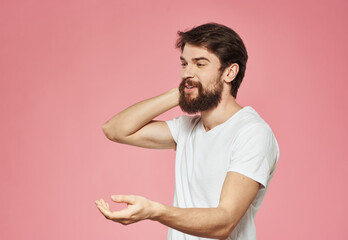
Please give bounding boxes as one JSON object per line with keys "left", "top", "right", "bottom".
{"left": 185, "top": 81, "right": 197, "bottom": 90}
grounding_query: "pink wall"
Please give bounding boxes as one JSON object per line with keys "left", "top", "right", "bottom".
{"left": 1, "top": 0, "right": 347, "bottom": 239}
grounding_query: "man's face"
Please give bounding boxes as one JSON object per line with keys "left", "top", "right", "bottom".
{"left": 179, "top": 44, "right": 223, "bottom": 114}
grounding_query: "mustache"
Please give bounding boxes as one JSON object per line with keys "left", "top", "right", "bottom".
{"left": 185, "top": 79, "right": 199, "bottom": 87}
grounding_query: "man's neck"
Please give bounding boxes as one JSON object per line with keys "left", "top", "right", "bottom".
{"left": 200, "top": 91, "right": 243, "bottom": 132}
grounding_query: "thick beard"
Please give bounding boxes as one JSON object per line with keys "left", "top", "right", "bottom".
{"left": 178, "top": 76, "right": 223, "bottom": 114}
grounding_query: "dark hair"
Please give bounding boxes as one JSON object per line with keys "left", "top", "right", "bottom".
{"left": 176, "top": 23, "right": 248, "bottom": 98}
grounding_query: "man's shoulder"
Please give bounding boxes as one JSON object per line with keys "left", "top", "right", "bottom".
{"left": 166, "top": 114, "right": 201, "bottom": 135}
{"left": 169, "top": 114, "right": 201, "bottom": 126}
{"left": 231, "top": 106, "right": 274, "bottom": 135}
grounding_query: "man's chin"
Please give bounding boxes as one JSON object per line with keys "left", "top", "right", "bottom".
{"left": 179, "top": 106, "right": 200, "bottom": 114}
{"left": 184, "top": 92, "right": 199, "bottom": 101}
{"left": 179, "top": 99, "right": 201, "bottom": 114}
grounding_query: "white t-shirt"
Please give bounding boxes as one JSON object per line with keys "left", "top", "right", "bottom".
{"left": 165, "top": 106, "right": 279, "bottom": 240}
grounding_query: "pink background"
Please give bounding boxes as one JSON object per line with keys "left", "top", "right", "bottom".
{"left": 1, "top": 0, "right": 347, "bottom": 239}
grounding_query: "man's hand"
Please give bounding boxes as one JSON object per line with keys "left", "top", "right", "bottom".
{"left": 102, "top": 88, "right": 179, "bottom": 149}
{"left": 95, "top": 195, "right": 159, "bottom": 225}
{"left": 95, "top": 172, "right": 259, "bottom": 238}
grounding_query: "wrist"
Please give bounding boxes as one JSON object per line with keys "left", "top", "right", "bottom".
{"left": 149, "top": 201, "right": 166, "bottom": 221}
{"left": 167, "top": 88, "right": 179, "bottom": 107}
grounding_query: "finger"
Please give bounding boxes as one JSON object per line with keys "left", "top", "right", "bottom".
{"left": 95, "top": 199, "right": 104, "bottom": 208}
{"left": 96, "top": 203, "right": 112, "bottom": 219}
{"left": 95, "top": 199, "right": 106, "bottom": 210}
{"left": 95, "top": 199, "right": 109, "bottom": 213}
{"left": 111, "top": 195, "right": 136, "bottom": 204}
{"left": 97, "top": 203, "right": 132, "bottom": 221}
{"left": 109, "top": 207, "right": 132, "bottom": 220}
{"left": 100, "top": 199, "right": 109, "bottom": 210}
{"left": 95, "top": 198, "right": 132, "bottom": 221}
{"left": 95, "top": 199, "right": 102, "bottom": 207}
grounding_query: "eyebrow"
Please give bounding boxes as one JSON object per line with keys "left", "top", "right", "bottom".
{"left": 180, "top": 56, "right": 211, "bottom": 62}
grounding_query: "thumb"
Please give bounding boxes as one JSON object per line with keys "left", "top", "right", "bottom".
{"left": 111, "top": 195, "right": 136, "bottom": 204}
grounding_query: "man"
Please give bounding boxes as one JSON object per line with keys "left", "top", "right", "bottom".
{"left": 95, "top": 23, "right": 279, "bottom": 240}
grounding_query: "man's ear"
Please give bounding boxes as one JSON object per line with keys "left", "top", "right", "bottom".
{"left": 224, "top": 63, "right": 239, "bottom": 83}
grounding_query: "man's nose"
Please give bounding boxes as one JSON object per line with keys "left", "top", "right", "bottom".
{"left": 182, "top": 65, "right": 195, "bottom": 79}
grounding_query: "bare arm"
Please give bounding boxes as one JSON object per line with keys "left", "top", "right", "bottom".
{"left": 95, "top": 172, "right": 260, "bottom": 239}
{"left": 154, "top": 172, "right": 259, "bottom": 238}
{"left": 102, "top": 88, "right": 179, "bottom": 149}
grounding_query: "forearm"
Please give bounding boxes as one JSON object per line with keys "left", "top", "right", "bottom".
{"left": 151, "top": 203, "right": 235, "bottom": 239}
{"left": 102, "top": 88, "right": 179, "bottom": 141}
{"left": 96, "top": 175, "right": 258, "bottom": 238}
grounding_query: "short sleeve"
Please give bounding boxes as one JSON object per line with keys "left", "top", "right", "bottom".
{"left": 165, "top": 117, "right": 181, "bottom": 143}
{"left": 166, "top": 115, "right": 200, "bottom": 144}
{"left": 228, "top": 124, "right": 279, "bottom": 188}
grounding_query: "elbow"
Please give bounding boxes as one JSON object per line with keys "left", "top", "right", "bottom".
{"left": 215, "top": 206, "right": 240, "bottom": 239}
{"left": 217, "top": 223, "right": 235, "bottom": 240}
{"left": 102, "top": 122, "right": 120, "bottom": 142}
{"left": 219, "top": 223, "right": 235, "bottom": 240}
{"left": 215, "top": 214, "right": 237, "bottom": 240}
